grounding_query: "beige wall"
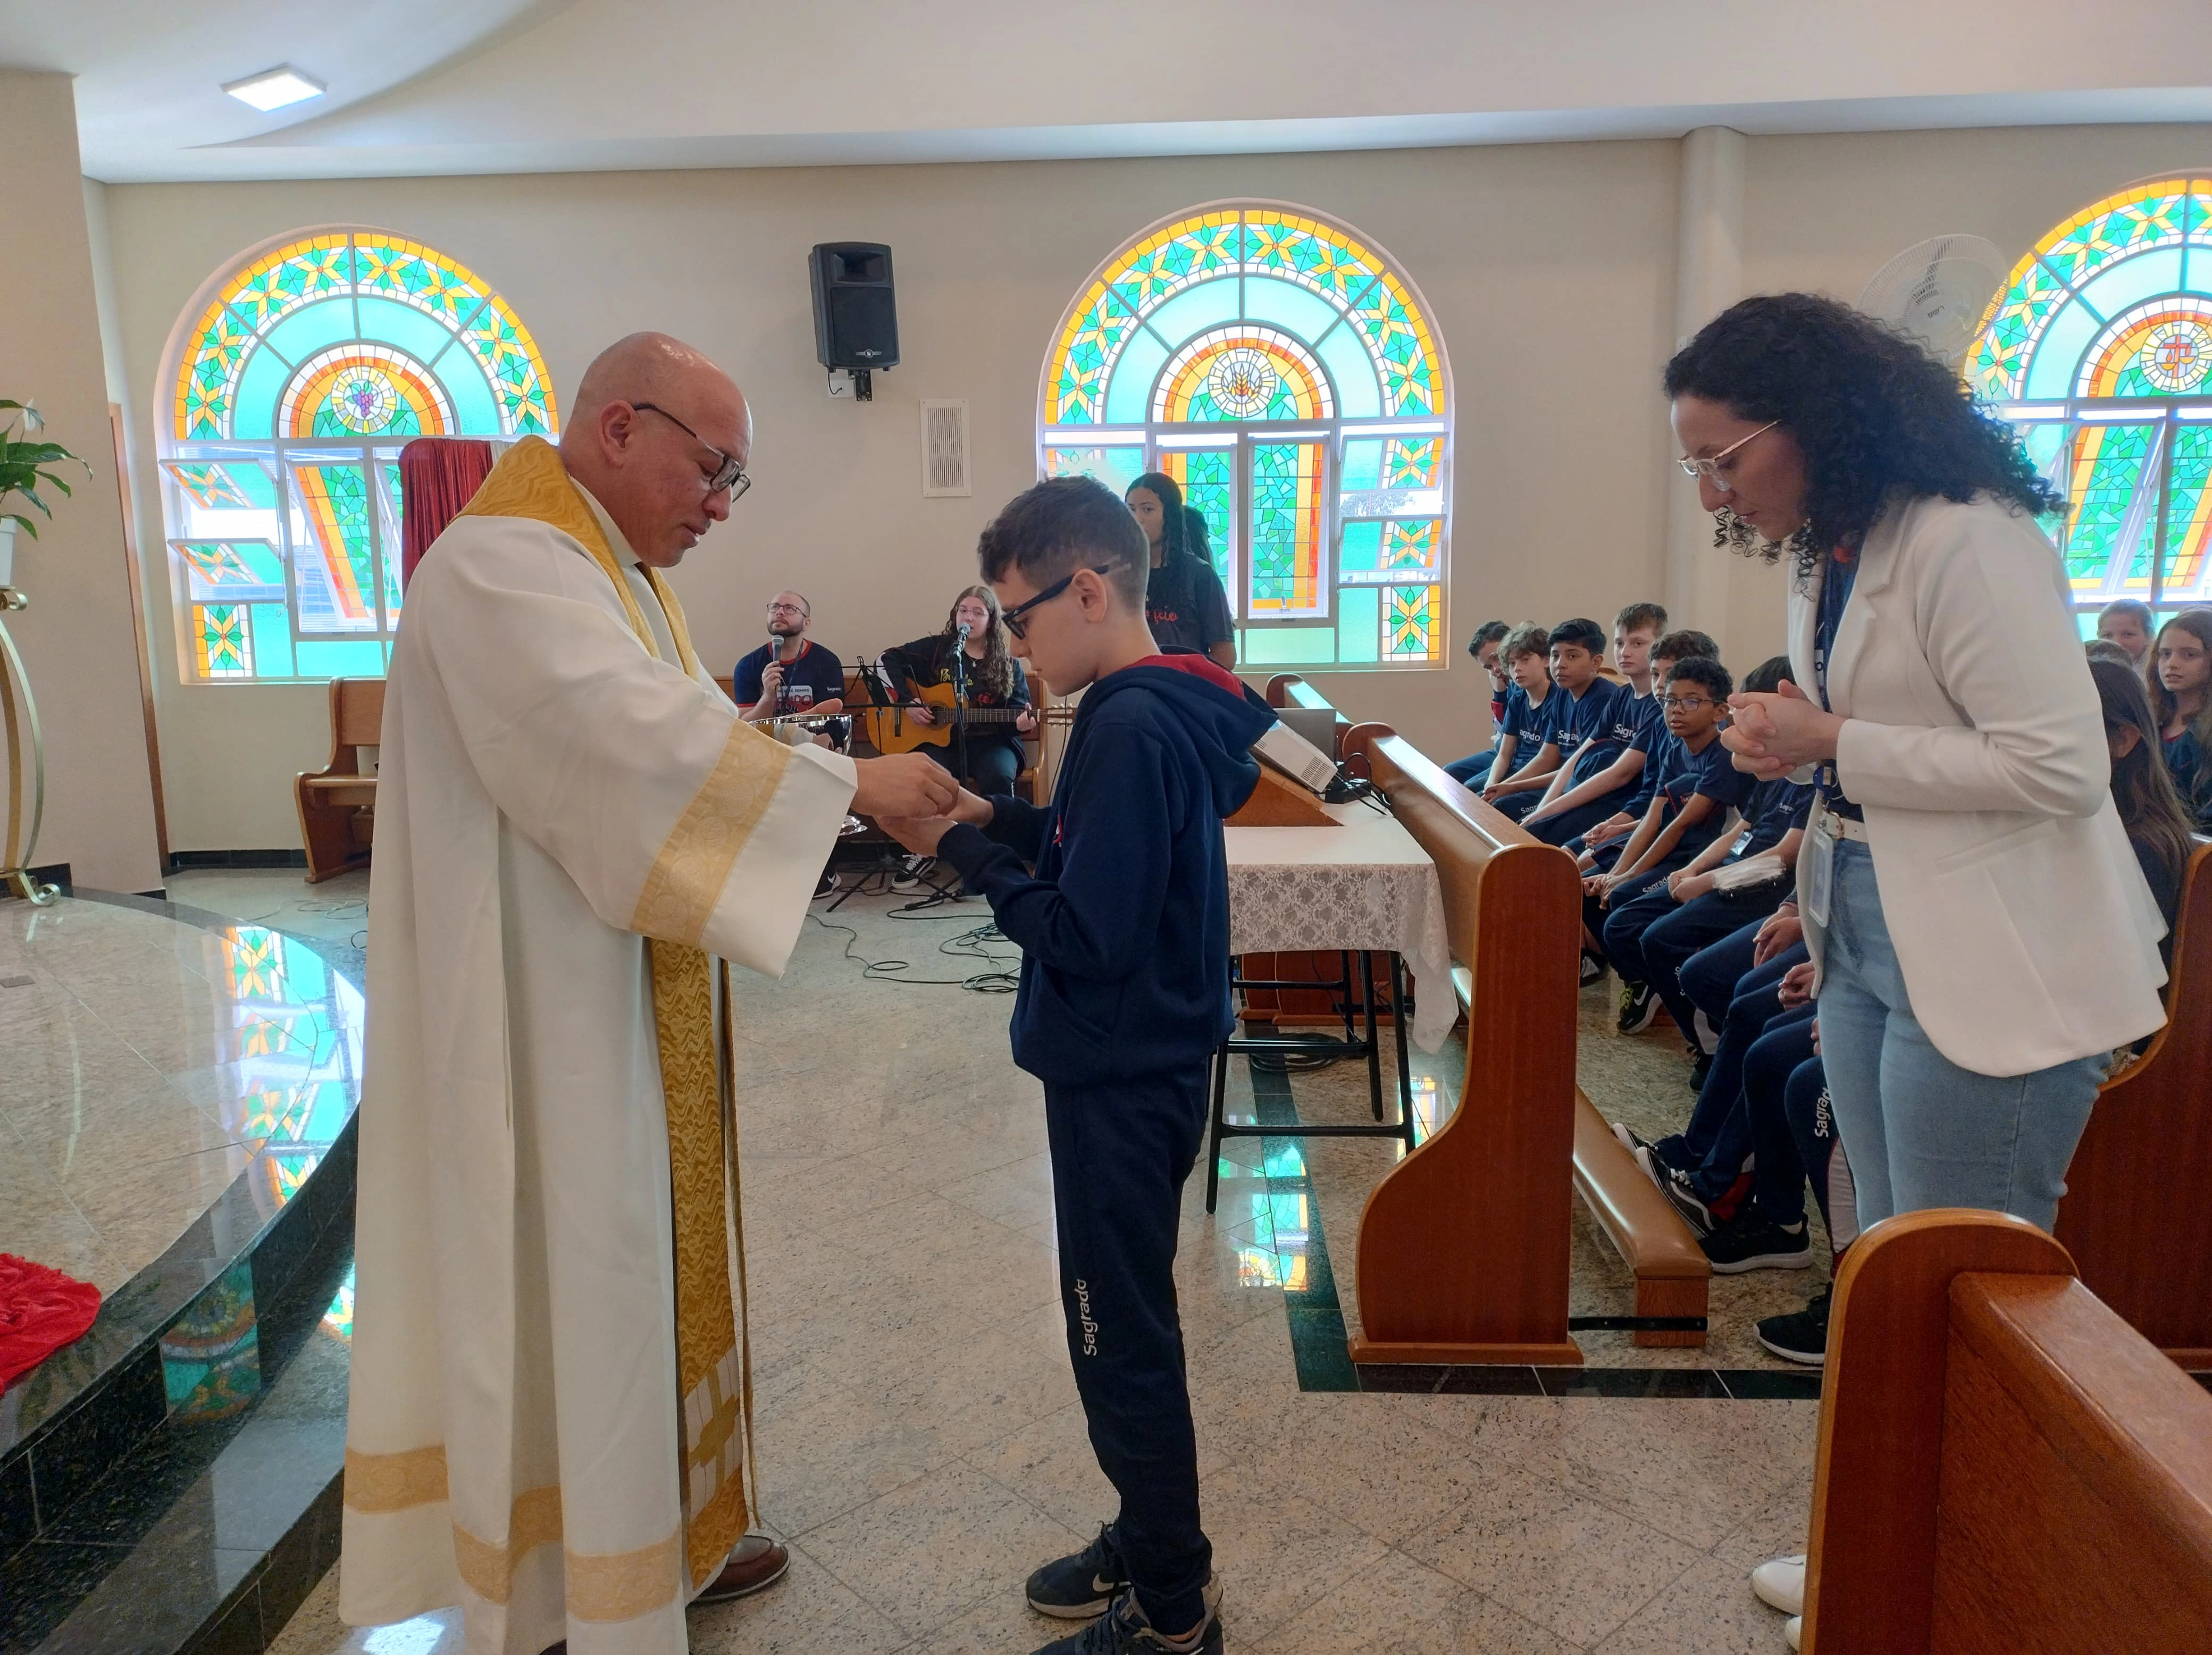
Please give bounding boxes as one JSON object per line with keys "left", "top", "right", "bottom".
{"left": 98, "top": 122, "right": 2212, "bottom": 850}
{"left": 0, "top": 72, "right": 162, "bottom": 892}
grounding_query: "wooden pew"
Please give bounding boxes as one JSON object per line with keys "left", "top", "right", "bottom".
{"left": 2055, "top": 841, "right": 2212, "bottom": 1368}
{"left": 1802, "top": 1208, "right": 2212, "bottom": 1653}
{"left": 294, "top": 678, "right": 384, "bottom": 883}
{"left": 1340, "top": 725, "right": 1585, "bottom": 1365}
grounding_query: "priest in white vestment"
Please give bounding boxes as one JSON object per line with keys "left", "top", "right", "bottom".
{"left": 339, "top": 335, "right": 957, "bottom": 1655}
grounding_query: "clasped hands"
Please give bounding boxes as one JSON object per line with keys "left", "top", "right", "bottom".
{"left": 849, "top": 752, "right": 994, "bottom": 857}
{"left": 1722, "top": 680, "right": 1845, "bottom": 781}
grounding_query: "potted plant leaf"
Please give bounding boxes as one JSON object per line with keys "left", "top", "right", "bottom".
{"left": 1, "top": 400, "right": 93, "bottom": 592}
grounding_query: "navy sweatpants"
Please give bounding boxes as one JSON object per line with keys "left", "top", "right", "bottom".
{"left": 1527, "top": 788, "right": 1639, "bottom": 848}
{"left": 1444, "top": 750, "right": 1496, "bottom": 787}
{"left": 1654, "top": 942, "right": 1809, "bottom": 1178}
{"left": 1042, "top": 1071, "right": 1213, "bottom": 1631}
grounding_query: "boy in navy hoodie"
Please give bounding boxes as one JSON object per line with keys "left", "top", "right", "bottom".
{"left": 877, "top": 476, "right": 1270, "bottom": 1655}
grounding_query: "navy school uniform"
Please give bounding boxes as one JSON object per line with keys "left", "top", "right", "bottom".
{"left": 1605, "top": 778, "right": 1807, "bottom": 1021}
{"left": 1444, "top": 680, "right": 1521, "bottom": 786}
{"left": 1521, "top": 677, "right": 1647, "bottom": 842}
{"left": 935, "top": 653, "right": 1272, "bottom": 1635}
{"left": 1587, "top": 735, "right": 1757, "bottom": 970}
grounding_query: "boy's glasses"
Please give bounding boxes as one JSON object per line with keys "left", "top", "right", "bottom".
{"left": 1659, "top": 695, "right": 1712, "bottom": 711}
{"left": 1001, "top": 564, "right": 1115, "bottom": 639}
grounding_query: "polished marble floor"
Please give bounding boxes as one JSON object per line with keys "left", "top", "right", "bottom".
{"left": 240, "top": 875, "right": 1814, "bottom": 1655}
{"left": 0, "top": 884, "right": 365, "bottom": 1295}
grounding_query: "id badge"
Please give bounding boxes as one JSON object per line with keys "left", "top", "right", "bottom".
{"left": 1803, "top": 815, "right": 1837, "bottom": 929}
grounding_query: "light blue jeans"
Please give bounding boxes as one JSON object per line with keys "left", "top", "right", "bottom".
{"left": 1815, "top": 839, "right": 2106, "bottom": 1233}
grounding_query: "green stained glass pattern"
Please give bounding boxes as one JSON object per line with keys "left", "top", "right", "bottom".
{"left": 2039, "top": 188, "right": 2189, "bottom": 287}
{"left": 2063, "top": 425, "right": 2157, "bottom": 589}
{"left": 351, "top": 239, "right": 490, "bottom": 327}
{"left": 195, "top": 604, "right": 254, "bottom": 678}
{"left": 2163, "top": 424, "right": 2212, "bottom": 597}
{"left": 294, "top": 463, "right": 380, "bottom": 629}
{"left": 1384, "top": 584, "right": 1440, "bottom": 662}
{"left": 163, "top": 460, "right": 270, "bottom": 509}
{"left": 175, "top": 539, "right": 284, "bottom": 601}
{"left": 1108, "top": 217, "right": 1241, "bottom": 315}
{"left": 1348, "top": 281, "right": 1439, "bottom": 415}
{"left": 223, "top": 241, "right": 353, "bottom": 332}
{"left": 381, "top": 463, "right": 406, "bottom": 615}
{"left": 1050, "top": 290, "right": 1140, "bottom": 424}
{"left": 1971, "top": 257, "right": 2072, "bottom": 399}
{"left": 1240, "top": 214, "right": 1382, "bottom": 305}
{"left": 1249, "top": 441, "right": 1324, "bottom": 615}
{"left": 181, "top": 308, "right": 256, "bottom": 438}
{"left": 460, "top": 301, "right": 555, "bottom": 434}
{"left": 1340, "top": 436, "right": 1445, "bottom": 518}
{"left": 1164, "top": 447, "right": 1235, "bottom": 588}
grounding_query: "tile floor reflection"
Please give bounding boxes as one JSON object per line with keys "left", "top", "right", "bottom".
{"left": 246, "top": 880, "right": 1812, "bottom": 1655}
{"left": 0, "top": 893, "right": 364, "bottom": 1295}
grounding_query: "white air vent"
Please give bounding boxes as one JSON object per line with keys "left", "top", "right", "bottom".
{"left": 920, "top": 399, "right": 971, "bottom": 497}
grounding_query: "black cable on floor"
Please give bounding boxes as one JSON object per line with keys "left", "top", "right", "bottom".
{"left": 806, "top": 909, "right": 1020, "bottom": 993}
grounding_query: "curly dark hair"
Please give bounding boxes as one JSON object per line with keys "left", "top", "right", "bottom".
{"left": 1663, "top": 293, "right": 2064, "bottom": 579}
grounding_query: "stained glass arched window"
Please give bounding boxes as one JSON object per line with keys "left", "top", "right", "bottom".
{"left": 1039, "top": 203, "right": 1451, "bottom": 667}
{"left": 160, "top": 230, "right": 557, "bottom": 682}
{"left": 1970, "top": 178, "right": 2212, "bottom": 624}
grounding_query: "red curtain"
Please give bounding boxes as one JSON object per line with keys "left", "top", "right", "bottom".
{"left": 399, "top": 438, "right": 497, "bottom": 592}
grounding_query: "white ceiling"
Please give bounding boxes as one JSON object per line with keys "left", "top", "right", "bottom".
{"left": 9, "top": 0, "right": 2212, "bottom": 184}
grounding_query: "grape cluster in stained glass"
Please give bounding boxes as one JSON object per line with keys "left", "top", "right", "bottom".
{"left": 1966, "top": 176, "right": 2212, "bottom": 611}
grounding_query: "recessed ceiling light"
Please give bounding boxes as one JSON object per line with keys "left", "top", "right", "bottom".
{"left": 222, "top": 66, "right": 326, "bottom": 113}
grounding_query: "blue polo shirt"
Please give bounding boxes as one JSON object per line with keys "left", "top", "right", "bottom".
{"left": 1555, "top": 677, "right": 1639, "bottom": 783}
{"left": 1495, "top": 683, "right": 1558, "bottom": 778}
{"left": 1655, "top": 734, "right": 1756, "bottom": 855}
{"left": 1618, "top": 690, "right": 1669, "bottom": 813}
{"left": 1728, "top": 779, "right": 1815, "bottom": 863}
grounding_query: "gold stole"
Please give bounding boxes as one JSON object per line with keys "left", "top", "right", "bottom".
{"left": 459, "top": 437, "right": 756, "bottom": 1592}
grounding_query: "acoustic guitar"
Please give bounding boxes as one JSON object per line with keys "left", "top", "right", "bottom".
{"left": 860, "top": 681, "right": 1032, "bottom": 757}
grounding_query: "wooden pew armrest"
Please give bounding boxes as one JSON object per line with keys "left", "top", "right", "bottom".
{"left": 1571, "top": 1090, "right": 1711, "bottom": 1282}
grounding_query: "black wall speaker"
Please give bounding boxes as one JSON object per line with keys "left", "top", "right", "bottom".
{"left": 810, "top": 243, "right": 899, "bottom": 371}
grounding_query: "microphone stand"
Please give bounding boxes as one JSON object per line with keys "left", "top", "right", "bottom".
{"left": 952, "top": 629, "right": 971, "bottom": 805}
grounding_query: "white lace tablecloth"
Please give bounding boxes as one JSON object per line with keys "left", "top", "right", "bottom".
{"left": 1224, "top": 801, "right": 1455, "bottom": 1052}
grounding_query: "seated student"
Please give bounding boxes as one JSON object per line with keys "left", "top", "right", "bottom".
{"left": 1522, "top": 604, "right": 1669, "bottom": 841}
{"left": 1475, "top": 625, "right": 1561, "bottom": 808}
{"left": 1604, "top": 656, "right": 1810, "bottom": 1034}
{"left": 1578, "top": 656, "right": 1750, "bottom": 968}
{"left": 1444, "top": 620, "right": 1514, "bottom": 785}
{"left": 2098, "top": 597, "right": 2155, "bottom": 672}
{"left": 1498, "top": 618, "right": 1637, "bottom": 833}
{"left": 733, "top": 589, "right": 848, "bottom": 745}
{"left": 1568, "top": 628, "right": 1721, "bottom": 866}
{"left": 2150, "top": 608, "right": 2212, "bottom": 828}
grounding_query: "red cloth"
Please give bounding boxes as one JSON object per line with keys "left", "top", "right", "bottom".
{"left": 0, "top": 1253, "right": 101, "bottom": 1392}
{"left": 399, "top": 437, "right": 497, "bottom": 592}
{"left": 1133, "top": 652, "right": 1247, "bottom": 695}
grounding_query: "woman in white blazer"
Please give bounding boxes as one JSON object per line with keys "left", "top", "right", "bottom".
{"left": 1665, "top": 294, "right": 2167, "bottom": 1246}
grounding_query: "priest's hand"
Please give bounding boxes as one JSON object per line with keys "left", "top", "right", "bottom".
{"left": 852, "top": 753, "right": 959, "bottom": 820}
{"left": 949, "top": 789, "right": 994, "bottom": 828}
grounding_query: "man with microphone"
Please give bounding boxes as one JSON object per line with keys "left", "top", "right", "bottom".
{"left": 732, "top": 589, "right": 847, "bottom": 740}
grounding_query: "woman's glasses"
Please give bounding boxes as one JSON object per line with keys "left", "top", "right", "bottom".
{"left": 1678, "top": 420, "right": 1779, "bottom": 492}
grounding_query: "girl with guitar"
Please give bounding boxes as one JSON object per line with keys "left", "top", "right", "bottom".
{"left": 877, "top": 587, "right": 1040, "bottom": 798}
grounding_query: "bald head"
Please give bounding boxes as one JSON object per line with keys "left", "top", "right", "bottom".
{"left": 559, "top": 332, "right": 752, "bottom": 567}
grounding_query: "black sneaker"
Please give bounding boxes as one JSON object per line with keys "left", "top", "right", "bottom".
{"left": 1688, "top": 1050, "right": 1715, "bottom": 1092}
{"left": 1757, "top": 1287, "right": 1833, "bottom": 1366}
{"left": 1617, "top": 981, "right": 1660, "bottom": 1034}
{"left": 1026, "top": 1527, "right": 1129, "bottom": 1619}
{"left": 1699, "top": 1213, "right": 1814, "bottom": 1275}
{"left": 890, "top": 854, "right": 933, "bottom": 892}
{"left": 1609, "top": 1122, "right": 1654, "bottom": 1159}
{"left": 1030, "top": 1592, "right": 1222, "bottom": 1655}
{"left": 1655, "top": 1165, "right": 1716, "bottom": 1236}
{"left": 813, "top": 871, "right": 840, "bottom": 900}
{"left": 1630, "top": 1136, "right": 1690, "bottom": 1188}
{"left": 1579, "top": 949, "right": 1607, "bottom": 987}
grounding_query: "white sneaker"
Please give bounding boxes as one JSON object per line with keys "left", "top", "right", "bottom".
{"left": 1752, "top": 1554, "right": 1806, "bottom": 1616}
{"left": 1785, "top": 1613, "right": 1802, "bottom": 1650}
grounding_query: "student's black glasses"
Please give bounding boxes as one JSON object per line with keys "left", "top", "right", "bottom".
{"left": 1001, "top": 564, "right": 1116, "bottom": 639}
